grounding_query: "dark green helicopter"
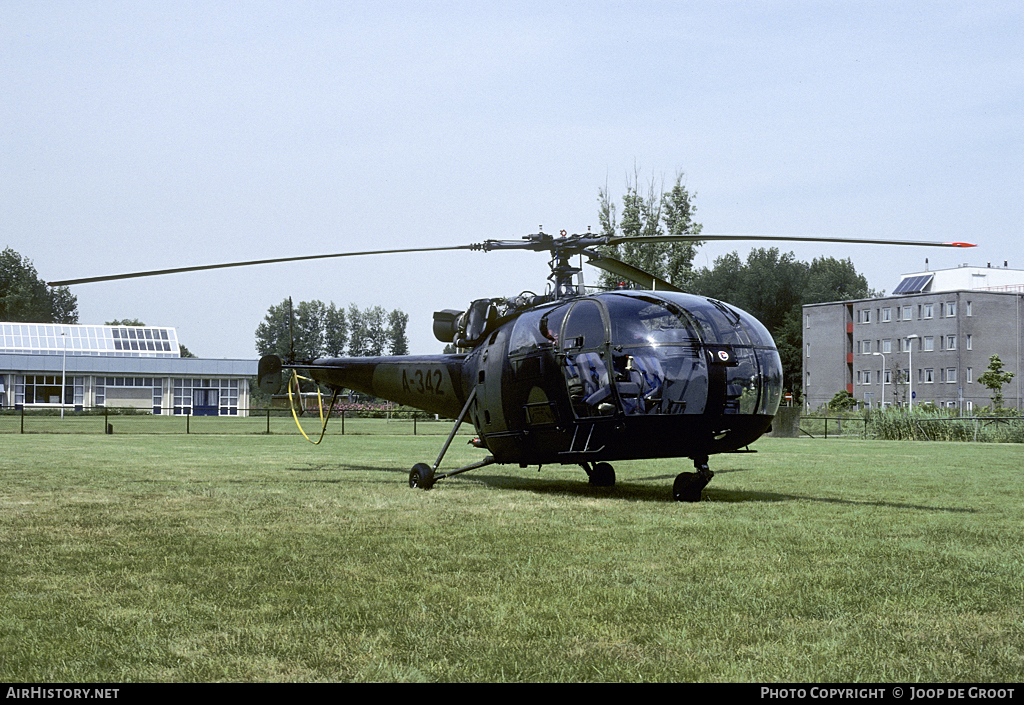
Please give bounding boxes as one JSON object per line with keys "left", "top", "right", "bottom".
{"left": 51, "top": 231, "right": 974, "bottom": 501}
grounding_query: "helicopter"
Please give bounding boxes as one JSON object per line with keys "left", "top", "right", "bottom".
{"left": 50, "top": 230, "right": 975, "bottom": 501}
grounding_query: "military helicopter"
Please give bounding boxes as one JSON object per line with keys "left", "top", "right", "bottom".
{"left": 50, "top": 230, "right": 974, "bottom": 501}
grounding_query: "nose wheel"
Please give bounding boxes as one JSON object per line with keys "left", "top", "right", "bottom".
{"left": 409, "top": 463, "right": 436, "bottom": 490}
{"left": 673, "top": 458, "right": 714, "bottom": 502}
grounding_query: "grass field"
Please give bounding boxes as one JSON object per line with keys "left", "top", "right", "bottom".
{"left": 1, "top": 430, "right": 1021, "bottom": 682}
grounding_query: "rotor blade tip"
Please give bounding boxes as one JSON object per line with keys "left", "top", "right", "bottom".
{"left": 947, "top": 242, "right": 976, "bottom": 248}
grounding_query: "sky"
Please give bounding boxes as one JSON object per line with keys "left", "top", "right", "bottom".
{"left": 3, "top": 1, "right": 1021, "bottom": 360}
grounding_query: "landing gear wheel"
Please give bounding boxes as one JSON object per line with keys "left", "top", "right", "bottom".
{"left": 589, "top": 462, "right": 616, "bottom": 488}
{"left": 409, "top": 463, "right": 435, "bottom": 490}
{"left": 673, "top": 473, "right": 703, "bottom": 502}
{"left": 673, "top": 459, "right": 714, "bottom": 502}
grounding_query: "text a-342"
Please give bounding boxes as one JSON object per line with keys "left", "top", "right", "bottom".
{"left": 401, "top": 368, "right": 446, "bottom": 396}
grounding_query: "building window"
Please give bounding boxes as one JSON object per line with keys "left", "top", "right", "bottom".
{"left": 98, "top": 377, "right": 161, "bottom": 412}
{"left": 924, "top": 369, "right": 934, "bottom": 383}
{"left": 882, "top": 308, "right": 891, "bottom": 322}
{"left": 966, "top": 301, "right": 972, "bottom": 316}
{"left": 967, "top": 367, "right": 973, "bottom": 384}
{"left": 882, "top": 339, "right": 892, "bottom": 353}
{"left": 945, "top": 368, "right": 957, "bottom": 383}
{"left": 902, "top": 305, "right": 912, "bottom": 321}
{"left": 947, "top": 301, "right": 956, "bottom": 317}
{"left": 173, "top": 378, "right": 241, "bottom": 416}
{"left": 946, "top": 335, "right": 956, "bottom": 350}
{"left": 923, "top": 336, "right": 934, "bottom": 352}
{"left": 923, "top": 303, "right": 934, "bottom": 319}
{"left": 966, "top": 334, "right": 972, "bottom": 350}
{"left": 21, "top": 375, "right": 84, "bottom": 405}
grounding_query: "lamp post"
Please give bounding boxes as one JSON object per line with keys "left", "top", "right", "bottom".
{"left": 61, "top": 329, "right": 67, "bottom": 420}
{"left": 872, "top": 351, "right": 886, "bottom": 408}
{"left": 906, "top": 334, "right": 919, "bottom": 408}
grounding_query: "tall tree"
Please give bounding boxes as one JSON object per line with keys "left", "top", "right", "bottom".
{"left": 387, "top": 309, "right": 410, "bottom": 355}
{"left": 323, "top": 303, "right": 348, "bottom": 357}
{"left": 596, "top": 171, "right": 702, "bottom": 290}
{"left": 804, "top": 256, "right": 879, "bottom": 303}
{"left": 362, "top": 305, "right": 388, "bottom": 356}
{"left": 0, "top": 248, "right": 78, "bottom": 323}
{"left": 257, "top": 299, "right": 407, "bottom": 359}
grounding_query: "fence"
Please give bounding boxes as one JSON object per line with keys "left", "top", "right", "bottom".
{"left": 0, "top": 406, "right": 473, "bottom": 437}
{"left": 801, "top": 414, "right": 1024, "bottom": 442}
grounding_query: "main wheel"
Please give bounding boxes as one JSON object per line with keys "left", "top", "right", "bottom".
{"left": 409, "top": 463, "right": 435, "bottom": 490}
{"left": 589, "top": 462, "right": 615, "bottom": 487}
{"left": 673, "top": 472, "right": 702, "bottom": 502}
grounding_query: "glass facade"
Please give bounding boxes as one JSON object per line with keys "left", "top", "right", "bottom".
{"left": 2, "top": 321, "right": 253, "bottom": 415}
{"left": 0, "top": 323, "right": 179, "bottom": 357}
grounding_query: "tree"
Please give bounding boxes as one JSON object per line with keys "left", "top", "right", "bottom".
{"left": 323, "top": 304, "right": 348, "bottom": 357}
{"left": 387, "top": 309, "right": 410, "bottom": 356}
{"left": 596, "top": 171, "right": 702, "bottom": 290}
{"left": 256, "top": 299, "right": 408, "bottom": 359}
{"left": 804, "top": 256, "right": 879, "bottom": 303}
{"left": 0, "top": 248, "right": 78, "bottom": 323}
{"left": 827, "top": 390, "right": 858, "bottom": 411}
{"left": 978, "top": 354, "right": 1015, "bottom": 411}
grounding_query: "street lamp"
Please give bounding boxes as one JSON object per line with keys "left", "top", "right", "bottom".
{"left": 872, "top": 351, "right": 886, "bottom": 408}
{"left": 61, "top": 329, "right": 67, "bottom": 420}
{"left": 906, "top": 334, "right": 919, "bottom": 408}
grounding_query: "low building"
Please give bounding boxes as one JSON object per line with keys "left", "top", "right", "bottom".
{"left": 0, "top": 322, "right": 256, "bottom": 416}
{"left": 802, "top": 263, "right": 1024, "bottom": 412}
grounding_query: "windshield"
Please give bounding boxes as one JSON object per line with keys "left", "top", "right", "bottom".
{"left": 601, "top": 292, "right": 782, "bottom": 417}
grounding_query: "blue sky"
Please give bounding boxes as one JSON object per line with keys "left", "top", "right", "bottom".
{"left": 3, "top": 1, "right": 1021, "bottom": 359}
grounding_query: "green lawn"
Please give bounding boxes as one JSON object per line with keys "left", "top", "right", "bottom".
{"left": 1, "top": 433, "right": 1021, "bottom": 682}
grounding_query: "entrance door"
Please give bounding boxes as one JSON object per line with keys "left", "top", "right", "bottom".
{"left": 559, "top": 300, "right": 613, "bottom": 418}
{"left": 192, "top": 388, "right": 219, "bottom": 416}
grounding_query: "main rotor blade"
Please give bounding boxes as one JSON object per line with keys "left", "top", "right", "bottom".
{"left": 584, "top": 253, "right": 682, "bottom": 293}
{"left": 47, "top": 245, "right": 474, "bottom": 286}
{"left": 604, "top": 234, "right": 976, "bottom": 248}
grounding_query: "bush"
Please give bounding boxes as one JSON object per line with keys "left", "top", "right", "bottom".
{"left": 866, "top": 406, "right": 1024, "bottom": 443}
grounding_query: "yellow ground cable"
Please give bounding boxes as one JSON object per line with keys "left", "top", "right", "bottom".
{"left": 287, "top": 370, "right": 339, "bottom": 445}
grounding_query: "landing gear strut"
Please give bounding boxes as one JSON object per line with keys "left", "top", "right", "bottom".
{"left": 673, "top": 457, "right": 714, "bottom": 502}
{"left": 408, "top": 388, "right": 496, "bottom": 490}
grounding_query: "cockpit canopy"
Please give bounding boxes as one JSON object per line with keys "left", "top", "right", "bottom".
{"left": 509, "top": 291, "right": 783, "bottom": 418}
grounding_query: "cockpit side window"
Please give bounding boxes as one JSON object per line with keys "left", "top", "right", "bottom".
{"left": 560, "top": 300, "right": 606, "bottom": 350}
{"left": 508, "top": 304, "right": 570, "bottom": 356}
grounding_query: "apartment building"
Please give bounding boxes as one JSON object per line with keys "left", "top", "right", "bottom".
{"left": 802, "top": 264, "right": 1023, "bottom": 411}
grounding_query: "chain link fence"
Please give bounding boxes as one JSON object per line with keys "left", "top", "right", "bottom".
{"left": 0, "top": 406, "right": 473, "bottom": 437}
